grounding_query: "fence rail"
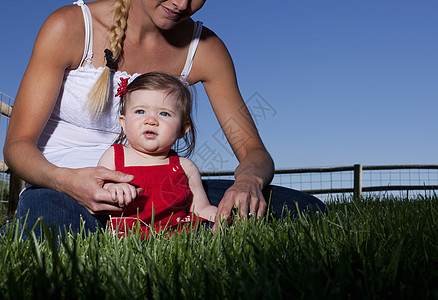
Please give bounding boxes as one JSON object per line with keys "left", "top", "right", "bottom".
{"left": 0, "top": 92, "right": 13, "bottom": 118}
{"left": 0, "top": 93, "right": 20, "bottom": 213}
{"left": 201, "top": 164, "right": 438, "bottom": 199}
{"left": 1, "top": 91, "right": 437, "bottom": 208}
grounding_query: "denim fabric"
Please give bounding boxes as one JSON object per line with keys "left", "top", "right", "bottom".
{"left": 16, "top": 187, "right": 106, "bottom": 240}
{"left": 10, "top": 180, "right": 326, "bottom": 240}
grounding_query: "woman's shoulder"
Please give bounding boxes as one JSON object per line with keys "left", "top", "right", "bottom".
{"left": 198, "top": 25, "right": 227, "bottom": 50}
{"left": 39, "top": 6, "right": 86, "bottom": 49}
{"left": 43, "top": 4, "right": 85, "bottom": 34}
{"left": 31, "top": 5, "right": 87, "bottom": 69}
{"left": 46, "top": 0, "right": 110, "bottom": 23}
{"left": 189, "top": 23, "right": 235, "bottom": 84}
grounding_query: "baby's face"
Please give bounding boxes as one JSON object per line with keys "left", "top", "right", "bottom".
{"left": 119, "top": 89, "right": 188, "bottom": 157}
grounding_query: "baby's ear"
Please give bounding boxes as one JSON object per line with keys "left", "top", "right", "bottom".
{"left": 179, "top": 122, "right": 191, "bottom": 138}
{"left": 119, "top": 115, "right": 126, "bottom": 131}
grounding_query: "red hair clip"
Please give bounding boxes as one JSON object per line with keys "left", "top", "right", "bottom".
{"left": 115, "top": 77, "right": 130, "bottom": 97}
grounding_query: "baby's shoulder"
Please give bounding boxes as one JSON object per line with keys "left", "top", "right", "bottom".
{"left": 97, "top": 145, "right": 117, "bottom": 169}
{"left": 178, "top": 157, "right": 200, "bottom": 175}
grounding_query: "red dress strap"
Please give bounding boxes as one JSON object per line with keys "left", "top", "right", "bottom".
{"left": 168, "top": 149, "right": 180, "bottom": 165}
{"left": 112, "top": 144, "right": 125, "bottom": 169}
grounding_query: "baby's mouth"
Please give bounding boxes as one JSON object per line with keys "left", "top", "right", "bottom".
{"left": 144, "top": 130, "right": 158, "bottom": 138}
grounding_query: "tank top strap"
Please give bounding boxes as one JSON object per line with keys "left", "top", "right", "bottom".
{"left": 168, "top": 150, "right": 180, "bottom": 166}
{"left": 180, "top": 21, "right": 203, "bottom": 83}
{"left": 74, "top": 1, "right": 94, "bottom": 66}
{"left": 112, "top": 144, "right": 125, "bottom": 169}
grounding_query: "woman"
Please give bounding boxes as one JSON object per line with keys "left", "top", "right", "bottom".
{"left": 4, "top": 0, "right": 324, "bottom": 235}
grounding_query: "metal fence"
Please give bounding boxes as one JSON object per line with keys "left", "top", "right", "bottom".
{"left": 1, "top": 91, "right": 437, "bottom": 209}
{"left": 201, "top": 165, "right": 438, "bottom": 201}
{"left": 0, "top": 92, "right": 13, "bottom": 207}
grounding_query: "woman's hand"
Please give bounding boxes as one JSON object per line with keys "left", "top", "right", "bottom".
{"left": 56, "top": 166, "right": 139, "bottom": 214}
{"left": 213, "top": 174, "right": 267, "bottom": 230}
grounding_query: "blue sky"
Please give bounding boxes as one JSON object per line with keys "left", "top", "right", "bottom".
{"left": 1, "top": 0, "right": 437, "bottom": 171}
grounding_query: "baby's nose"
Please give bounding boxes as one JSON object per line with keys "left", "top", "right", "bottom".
{"left": 144, "top": 116, "right": 158, "bottom": 125}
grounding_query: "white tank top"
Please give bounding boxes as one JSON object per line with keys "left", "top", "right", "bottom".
{"left": 37, "top": 0, "right": 203, "bottom": 169}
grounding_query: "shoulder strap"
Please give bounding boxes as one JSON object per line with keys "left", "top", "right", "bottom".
{"left": 112, "top": 144, "right": 125, "bottom": 169}
{"left": 168, "top": 150, "right": 180, "bottom": 165}
{"left": 74, "top": 1, "right": 94, "bottom": 66}
{"left": 180, "top": 21, "right": 203, "bottom": 83}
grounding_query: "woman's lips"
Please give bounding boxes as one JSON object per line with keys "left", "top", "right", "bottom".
{"left": 161, "top": 5, "right": 181, "bottom": 19}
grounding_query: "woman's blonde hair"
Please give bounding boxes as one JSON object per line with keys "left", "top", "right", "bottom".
{"left": 85, "top": 0, "right": 131, "bottom": 118}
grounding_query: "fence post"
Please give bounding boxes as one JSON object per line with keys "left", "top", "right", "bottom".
{"left": 8, "top": 171, "right": 24, "bottom": 215}
{"left": 353, "top": 164, "right": 362, "bottom": 199}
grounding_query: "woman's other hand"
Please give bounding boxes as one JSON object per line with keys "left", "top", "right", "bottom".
{"left": 56, "top": 166, "right": 138, "bottom": 214}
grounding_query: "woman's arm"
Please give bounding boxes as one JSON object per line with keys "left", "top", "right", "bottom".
{"left": 180, "top": 157, "right": 217, "bottom": 222}
{"left": 193, "top": 28, "right": 275, "bottom": 220}
{"left": 3, "top": 6, "right": 130, "bottom": 214}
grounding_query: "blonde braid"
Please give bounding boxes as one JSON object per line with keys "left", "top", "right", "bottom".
{"left": 86, "top": 0, "right": 131, "bottom": 119}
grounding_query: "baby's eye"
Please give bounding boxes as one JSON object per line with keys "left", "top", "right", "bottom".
{"left": 159, "top": 112, "right": 170, "bottom": 117}
{"left": 135, "top": 109, "right": 145, "bottom": 114}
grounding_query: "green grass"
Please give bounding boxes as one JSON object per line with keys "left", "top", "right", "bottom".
{"left": 1, "top": 195, "right": 438, "bottom": 299}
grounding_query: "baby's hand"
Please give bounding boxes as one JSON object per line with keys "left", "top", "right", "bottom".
{"left": 103, "top": 182, "right": 140, "bottom": 207}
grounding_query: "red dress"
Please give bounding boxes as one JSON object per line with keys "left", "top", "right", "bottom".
{"left": 108, "top": 144, "right": 205, "bottom": 238}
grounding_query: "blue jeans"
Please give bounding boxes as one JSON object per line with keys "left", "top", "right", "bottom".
{"left": 12, "top": 180, "right": 326, "bottom": 239}
{"left": 14, "top": 187, "right": 106, "bottom": 239}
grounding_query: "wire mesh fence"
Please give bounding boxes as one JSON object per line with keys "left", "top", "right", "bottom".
{"left": 0, "top": 91, "right": 437, "bottom": 208}
{"left": 202, "top": 165, "right": 438, "bottom": 202}
{"left": 0, "top": 92, "right": 13, "bottom": 206}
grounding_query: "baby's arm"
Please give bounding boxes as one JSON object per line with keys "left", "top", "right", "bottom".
{"left": 97, "top": 147, "right": 117, "bottom": 170}
{"left": 180, "top": 157, "right": 218, "bottom": 222}
{"left": 98, "top": 147, "right": 139, "bottom": 207}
